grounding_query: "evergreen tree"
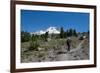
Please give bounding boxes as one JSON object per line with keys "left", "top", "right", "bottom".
{"left": 44, "top": 31, "right": 49, "bottom": 41}
{"left": 66, "top": 30, "right": 69, "bottom": 37}
{"left": 69, "top": 29, "right": 73, "bottom": 36}
{"left": 64, "top": 32, "right": 67, "bottom": 38}
{"left": 60, "top": 27, "right": 64, "bottom": 38}
{"left": 21, "top": 31, "right": 31, "bottom": 42}
{"left": 66, "top": 29, "right": 77, "bottom": 37}
{"left": 73, "top": 29, "right": 77, "bottom": 37}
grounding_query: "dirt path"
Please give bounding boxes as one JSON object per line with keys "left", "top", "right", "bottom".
{"left": 70, "top": 40, "right": 85, "bottom": 53}
{"left": 55, "top": 40, "right": 85, "bottom": 61}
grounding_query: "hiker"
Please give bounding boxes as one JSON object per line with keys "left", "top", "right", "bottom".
{"left": 66, "top": 37, "right": 71, "bottom": 52}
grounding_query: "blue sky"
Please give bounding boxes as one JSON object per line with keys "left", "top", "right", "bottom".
{"left": 21, "top": 10, "right": 89, "bottom": 33}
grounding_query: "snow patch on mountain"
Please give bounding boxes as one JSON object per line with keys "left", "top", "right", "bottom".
{"left": 31, "top": 27, "right": 60, "bottom": 35}
{"left": 46, "top": 27, "right": 60, "bottom": 34}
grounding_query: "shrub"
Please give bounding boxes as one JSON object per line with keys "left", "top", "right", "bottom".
{"left": 29, "top": 41, "right": 39, "bottom": 50}
{"left": 21, "top": 31, "right": 31, "bottom": 42}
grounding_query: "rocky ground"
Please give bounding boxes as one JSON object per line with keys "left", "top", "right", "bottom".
{"left": 21, "top": 38, "right": 89, "bottom": 63}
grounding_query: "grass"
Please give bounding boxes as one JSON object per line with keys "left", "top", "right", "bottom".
{"left": 21, "top": 37, "right": 80, "bottom": 51}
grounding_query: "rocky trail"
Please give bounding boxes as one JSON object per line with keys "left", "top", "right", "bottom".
{"left": 53, "top": 40, "right": 85, "bottom": 61}
{"left": 37, "top": 40, "right": 85, "bottom": 62}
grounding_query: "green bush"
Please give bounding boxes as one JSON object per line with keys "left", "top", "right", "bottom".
{"left": 29, "top": 41, "right": 39, "bottom": 50}
{"left": 21, "top": 31, "right": 31, "bottom": 42}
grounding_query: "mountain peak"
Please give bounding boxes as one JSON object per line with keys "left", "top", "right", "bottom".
{"left": 31, "top": 26, "right": 60, "bottom": 35}
{"left": 46, "top": 27, "right": 60, "bottom": 34}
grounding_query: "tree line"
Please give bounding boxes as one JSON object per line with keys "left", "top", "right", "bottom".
{"left": 21, "top": 27, "right": 78, "bottom": 42}
{"left": 60, "top": 27, "right": 77, "bottom": 38}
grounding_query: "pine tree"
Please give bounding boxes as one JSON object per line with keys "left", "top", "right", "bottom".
{"left": 73, "top": 29, "right": 77, "bottom": 37}
{"left": 69, "top": 29, "right": 73, "bottom": 36}
{"left": 44, "top": 31, "right": 49, "bottom": 41}
{"left": 21, "top": 31, "right": 31, "bottom": 42}
{"left": 60, "top": 27, "right": 64, "bottom": 38}
{"left": 64, "top": 32, "right": 67, "bottom": 38}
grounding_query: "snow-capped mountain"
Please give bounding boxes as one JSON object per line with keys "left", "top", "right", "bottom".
{"left": 31, "top": 27, "right": 60, "bottom": 35}
{"left": 46, "top": 27, "right": 60, "bottom": 34}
